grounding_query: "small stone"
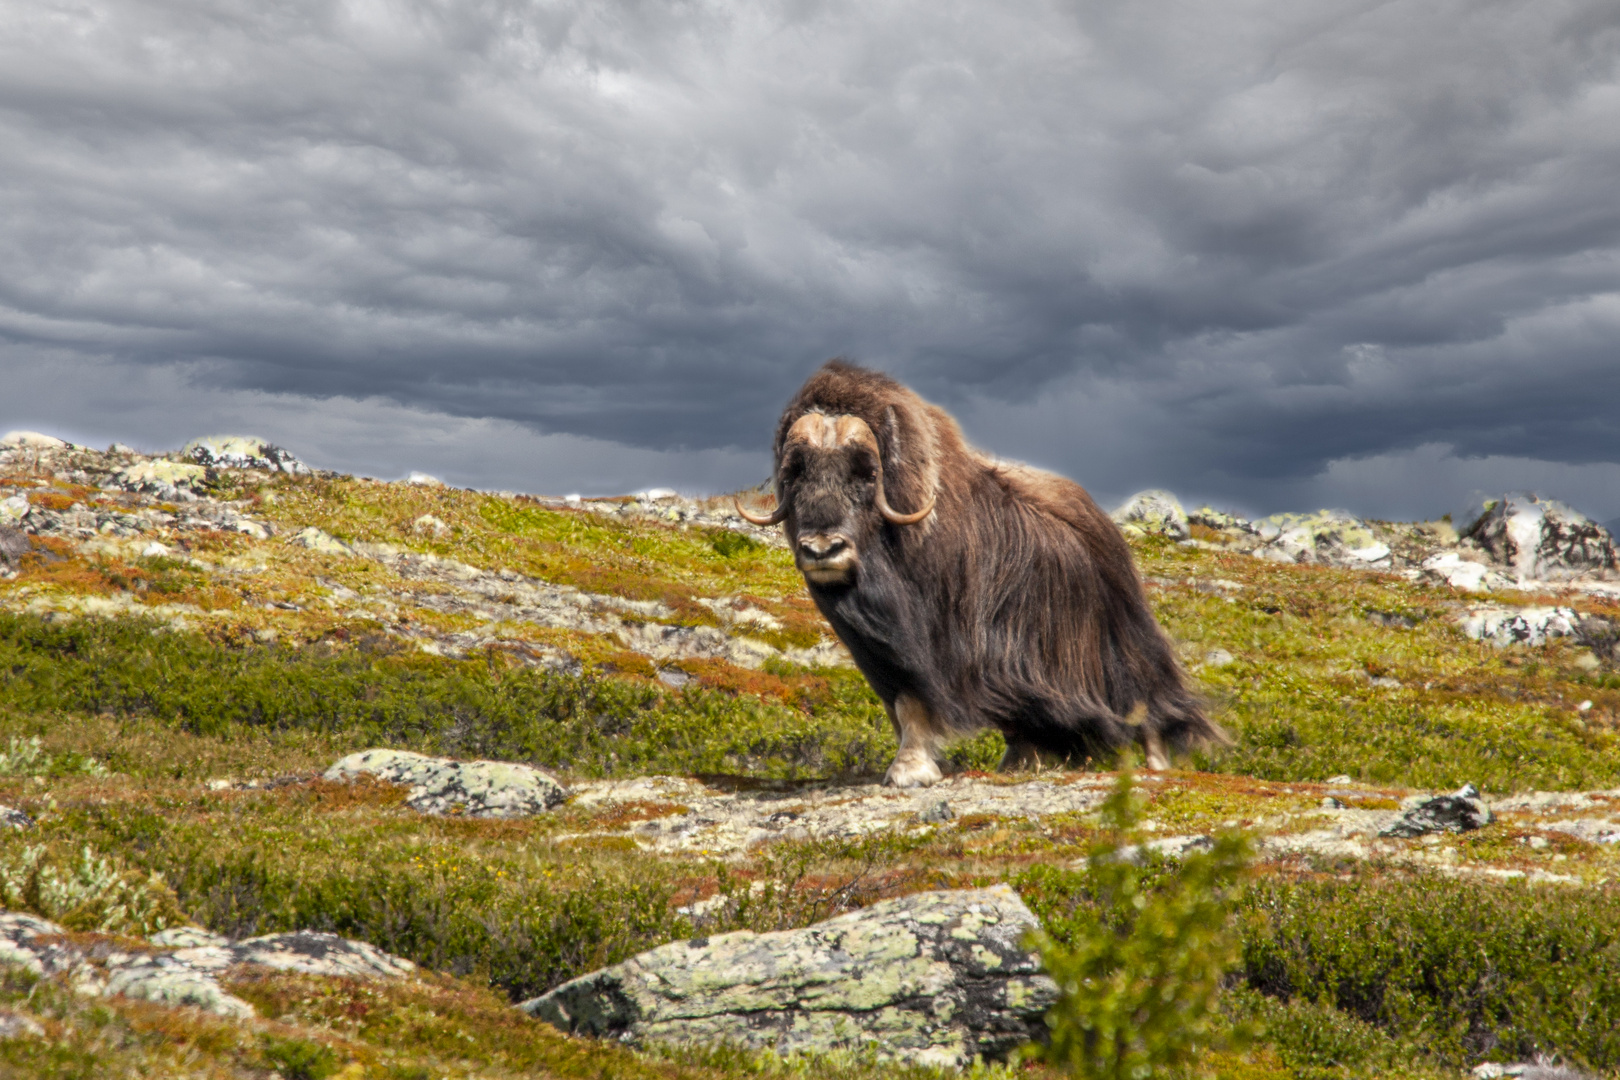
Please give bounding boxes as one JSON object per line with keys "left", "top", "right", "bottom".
{"left": 918, "top": 799, "right": 953, "bottom": 823}
{"left": 289, "top": 527, "right": 353, "bottom": 556}
{"left": 1321, "top": 796, "right": 1344, "bottom": 810}
{"left": 1325, "top": 774, "right": 1354, "bottom": 784}
{"left": 0, "top": 805, "right": 34, "bottom": 830}
{"left": 1578, "top": 700, "right": 1594, "bottom": 712}
{"left": 406, "top": 471, "right": 443, "bottom": 486}
{"left": 1203, "top": 648, "right": 1235, "bottom": 668}
{"left": 140, "top": 541, "right": 170, "bottom": 558}
{"left": 412, "top": 514, "right": 450, "bottom": 538}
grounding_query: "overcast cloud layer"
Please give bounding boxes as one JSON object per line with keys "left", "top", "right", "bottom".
{"left": 2, "top": 0, "right": 1618, "bottom": 520}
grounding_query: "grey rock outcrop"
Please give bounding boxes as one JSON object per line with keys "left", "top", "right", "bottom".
{"left": 0, "top": 912, "right": 414, "bottom": 1019}
{"left": 1112, "top": 490, "right": 1189, "bottom": 540}
{"left": 324, "top": 749, "right": 567, "bottom": 818}
{"left": 1462, "top": 494, "right": 1618, "bottom": 580}
{"left": 184, "top": 435, "right": 310, "bottom": 475}
{"left": 521, "top": 884, "right": 1056, "bottom": 1067}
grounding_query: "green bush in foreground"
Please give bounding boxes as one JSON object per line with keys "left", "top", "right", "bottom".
{"left": 1026, "top": 775, "right": 1252, "bottom": 1080}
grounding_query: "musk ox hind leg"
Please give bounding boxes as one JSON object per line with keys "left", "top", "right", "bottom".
{"left": 997, "top": 737, "right": 1043, "bottom": 772}
{"left": 883, "top": 694, "right": 945, "bottom": 788}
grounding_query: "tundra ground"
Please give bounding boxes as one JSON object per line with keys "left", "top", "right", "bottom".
{"left": 2, "top": 449, "right": 1619, "bottom": 1078}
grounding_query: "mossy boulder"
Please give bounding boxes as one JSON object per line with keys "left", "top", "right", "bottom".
{"left": 520, "top": 884, "right": 1057, "bottom": 1067}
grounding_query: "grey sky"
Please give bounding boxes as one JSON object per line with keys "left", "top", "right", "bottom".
{"left": 2, "top": 0, "right": 1618, "bottom": 522}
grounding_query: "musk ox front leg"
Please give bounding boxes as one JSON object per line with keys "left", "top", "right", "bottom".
{"left": 883, "top": 694, "right": 944, "bottom": 788}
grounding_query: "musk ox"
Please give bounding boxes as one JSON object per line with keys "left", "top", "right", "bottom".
{"left": 737, "top": 360, "right": 1221, "bottom": 787}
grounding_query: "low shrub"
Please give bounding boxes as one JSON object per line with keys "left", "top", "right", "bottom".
{"left": 0, "top": 611, "right": 893, "bottom": 780}
{"left": 1239, "top": 875, "right": 1620, "bottom": 1069}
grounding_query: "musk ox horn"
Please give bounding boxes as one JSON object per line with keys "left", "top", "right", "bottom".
{"left": 873, "top": 463, "right": 935, "bottom": 525}
{"left": 734, "top": 494, "right": 789, "bottom": 525}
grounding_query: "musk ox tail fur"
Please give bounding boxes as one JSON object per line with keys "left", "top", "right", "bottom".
{"left": 767, "top": 359, "right": 1224, "bottom": 777}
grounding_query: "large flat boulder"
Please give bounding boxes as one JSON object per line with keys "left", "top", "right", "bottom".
{"left": 520, "top": 884, "right": 1057, "bottom": 1067}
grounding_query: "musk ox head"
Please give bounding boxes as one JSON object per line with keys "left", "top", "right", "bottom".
{"left": 736, "top": 363, "right": 950, "bottom": 586}
{"left": 737, "top": 410, "right": 935, "bottom": 584}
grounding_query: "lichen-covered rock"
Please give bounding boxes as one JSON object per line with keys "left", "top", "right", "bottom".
{"left": 184, "top": 435, "right": 310, "bottom": 475}
{"left": 520, "top": 884, "right": 1058, "bottom": 1067}
{"left": 0, "top": 913, "right": 414, "bottom": 1020}
{"left": 101, "top": 953, "right": 257, "bottom": 1018}
{"left": 116, "top": 460, "right": 210, "bottom": 500}
{"left": 175, "top": 930, "right": 417, "bottom": 980}
{"left": 324, "top": 749, "right": 567, "bottom": 818}
{"left": 1459, "top": 605, "right": 1580, "bottom": 647}
{"left": 1254, "top": 510, "right": 1390, "bottom": 567}
{"left": 148, "top": 927, "right": 230, "bottom": 948}
{"left": 1112, "top": 490, "right": 1189, "bottom": 540}
{"left": 1462, "top": 493, "right": 1618, "bottom": 580}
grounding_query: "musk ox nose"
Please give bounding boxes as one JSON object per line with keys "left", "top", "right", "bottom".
{"left": 798, "top": 534, "right": 848, "bottom": 560}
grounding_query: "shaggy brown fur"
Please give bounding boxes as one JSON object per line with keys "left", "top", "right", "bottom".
{"left": 764, "top": 359, "right": 1220, "bottom": 780}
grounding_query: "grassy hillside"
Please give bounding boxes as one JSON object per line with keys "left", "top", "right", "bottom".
{"left": 2, "top": 442, "right": 1619, "bottom": 1078}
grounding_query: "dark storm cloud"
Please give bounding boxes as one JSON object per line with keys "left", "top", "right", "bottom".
{"left": 2, "top": 0, "right": 1618, "bottom": 515}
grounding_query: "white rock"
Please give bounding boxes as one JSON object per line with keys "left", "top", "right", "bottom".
{"left": 0, "top": 495, "right": 27, "bottom": 523}
{"left": 184, "top": 435, "right": 309, "bottom": 475}
{"left": 406, "top": 471, "right": 443, "bottom": 486}
{"left": 1346, "top": 542, "right": 1392, "bottom": 563}
{"left": 1421, "top": 552, "right": 1501, "bottom": 591}
{"left": 564, "top": 493, "right": 583, "bottom": 505}
{"left": 141, "top": 541, "right": 171, "bottom": 558}
{"left": 1459, "top": 605, "right": 1580, "bottom": 648}
{"left": 637, "top": 487, "right": 679, "bottom": 501}
{"left": 0, "top": 431, "right": 66, "bottom": 449}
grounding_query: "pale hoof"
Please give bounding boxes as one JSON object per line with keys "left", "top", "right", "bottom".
{"left": 883, "top": 754, "right": 943, "bottom": 788}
